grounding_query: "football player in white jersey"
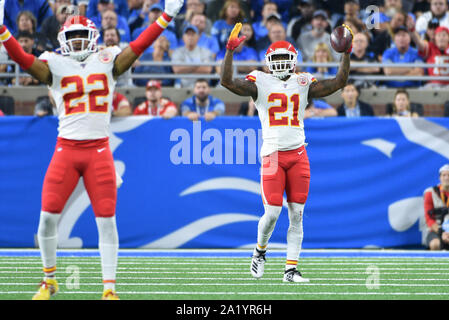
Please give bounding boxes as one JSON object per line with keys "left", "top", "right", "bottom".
{"left": 0, "top": 0, "right": 184, "bottom": 299}
{"left": 220, "top": 23, "right": 352, "bottom": 283}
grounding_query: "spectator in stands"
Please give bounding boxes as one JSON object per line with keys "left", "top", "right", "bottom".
{"left": 297, "top": 10, "right": 335, "bottom": 62}
{"left": 425, "top": 17, "right": 440, "bottom": 43}
{"left": 382, "top": 26, "right": 424, "bottom": 88}
{"left": 239, "top": 22, "right": 257, "bottom": 51}
{"left": 133, "top": 35, "right": 174, "bottom": 87}
{"left": 181, "top": 78, "right": 226, "bottom": 121}
{"left": 369, "top": 10, "right": 408, "bottom": 61}
{"left": 40, "top": 3, "right": 72, "bottom": 51}
{"left": 386, "top": 89, "right": 420, "bottom": 117}
{"left": 134, "top": 80, "right": 178, "bottom": 118}
{"left": 96, "top": 9, "right": 130, "bottom": 44}
{"left": 215, "top": 29, "right": 258, "bottom": 75}
{"left": 3, "top": 0, "right": 53, "bottom": 35}
{"left": 48, "top": 0, "right": 87, "bottom": 16}
{"left": 175, "top": 0, "right": 212, "bottom": 38}
{"left": 181, "top": 12, "right": 220, "bottom": 58}
{"left": 250, "top": 0, "right": 291, "bottom": 24}
{"left": 335, "top": 0, "right": 364, "bottom": 28}
{"left": 8, "top": 32, "right": 41, "bottom": 86}
{"left": 87, "top": 0, "right": 128, "bottom": 21}
{"left": 89, "top": 0, "right": 129, "bottom": 40}
{"left": 211, "top": 0, "right": 246, "bottom": 51}
{"left": 34, "top": 91, "right": 56, "bottom": 117}
{"left": 127, "top": 0, "right": 146, "bottom": 29}
{"left": 337, "top": 82, "right": 374, "bottom": 117}
{"left": 252, "top": 2, "right": 285, "bottom": 41}
{"left": 102, "top": 26, "right": 123, "bottom": 48}
{"left": 305, "top": 42, "right": 337, "bottom": 78}
{"left": 412, "top": 0, "right": 430, "bottom": 17}
{"left": 416, "top": 0, "right": 449, "bottom": 37}
{"left": 304, "top": 100, "right": 337, "bottom": 119}
{"left": 423, "top": 164, "right": 449, "bottom": 250}
{"left": 128, "top": 0, "right": 151, "bottom": 35}
{"left": 378, "top": 0, "right": 405, "bottom": 29}
{"left": 206, "top": 0, "right": 251, "bottom": 24}
{"left": 257, "top": 21, "right": 298, "bottom": 63}
{"left": 286, "top": 0, "right": 315, "bottom": 42}
{"left": 239, "top": 98, "right": 257, "bottom": 116}
{"left": 350, "top": 32, "right": 380, "bottom": 88}
{"left": 112, "top": 91, "right": 132, "bottom": 116}
{"left": 131, "top": 3, "right": 178, "bottom": 55}
{"left": 15, "top": 11, "right": 51, "bottom": 54}
{"left": 409, "top": 20, "right": 449, "bottom": 88}
{"left": 172, "top": 25, "right": 214, "bottom": 88}
{"left": 0, "top": 109, "right": 4, "bottom": 117}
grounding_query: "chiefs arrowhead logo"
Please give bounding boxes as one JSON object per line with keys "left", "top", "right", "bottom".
{"left": 99, "top": 50, "right": 113, "bottom": 64}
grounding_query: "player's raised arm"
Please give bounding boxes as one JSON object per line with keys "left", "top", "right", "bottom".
{"left": 308, "top": 24, "right": 353, "bottom": 99}
{"left": 220, "top": 23, "right": 258, "bottom": 100}
{"left": 0, "top": 0, "right": 51, "bottom": 85}
{"left": 113, "top": 0, "right": 183, "bottom": 78}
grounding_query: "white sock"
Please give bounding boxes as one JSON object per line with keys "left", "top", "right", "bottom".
{"left": 257, "top": 204, "right": 282, "bottom": 250}
{"left": 96, "top": 216, "right": 119, "bottom": 292}
{"left": 37, "top": 211, "right": 60, "bottom": 279}
{"left": 286, "top": 202, "right": 304, "bottom": 265}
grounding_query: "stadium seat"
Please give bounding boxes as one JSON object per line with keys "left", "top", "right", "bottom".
{"left": 0, "top": 95, "right": 15, "bottom": 115}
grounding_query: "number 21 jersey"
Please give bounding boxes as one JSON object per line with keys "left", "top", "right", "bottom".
{"left": 39, "top": 46, "right": 122, "bottom": 140}
{"left": 246, "top": 70, "right": 317, "bottom": 157}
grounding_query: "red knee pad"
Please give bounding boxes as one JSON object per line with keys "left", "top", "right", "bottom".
{"left": 93, "top": 198, "right": 116, "bottom": 218}
{"left": 262, "top": 192, "right": 284, "bottom": 206}
{"left": 287, "top": 192, "right": 308, "bottom": 204}
{"left": 41, "top": 192, "right": 64, "bottom": 214}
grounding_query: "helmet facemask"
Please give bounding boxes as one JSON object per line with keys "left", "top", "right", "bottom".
{"left": 58, "top": 28, "right": 99, "bottom": 61}
{"left": 265, "top": 50, "right": 297, "bottom": 79}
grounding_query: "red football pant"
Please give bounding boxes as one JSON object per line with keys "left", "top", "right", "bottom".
{"left": 260, "top": 146, "right": 310, "bottom": 206}
{"left": 41, "top": 137, "right": 117, "bottom": 217}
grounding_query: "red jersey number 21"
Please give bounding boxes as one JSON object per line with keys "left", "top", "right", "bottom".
{"left": 268, "top": 93, "right": 300, "bottom": 127}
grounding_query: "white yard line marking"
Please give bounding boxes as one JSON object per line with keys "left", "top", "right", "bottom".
{"left": 3, "top": 282, "right": 449, "bottom": 287}
{"left": 1, "top": 291, "right": 449, "bottom": 296}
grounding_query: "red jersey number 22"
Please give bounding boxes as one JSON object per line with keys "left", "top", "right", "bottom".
{"left": 61, "top": 74, "right": 109, "bottom": 115}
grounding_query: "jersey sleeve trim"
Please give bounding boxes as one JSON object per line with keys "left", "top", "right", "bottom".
{"left": 246, "top": 74, "right": 256, "bottom": 82}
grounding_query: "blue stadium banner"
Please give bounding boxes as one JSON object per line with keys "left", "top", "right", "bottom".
{"left": 1, "top": 116, "right": 449, "bottom": 249}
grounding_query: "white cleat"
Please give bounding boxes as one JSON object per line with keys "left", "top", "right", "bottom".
{"left": 283, "top": 268, "right": 310, "bottom": 283}
{"left": 250, "top": 250, "right": 266, "bottom": 279}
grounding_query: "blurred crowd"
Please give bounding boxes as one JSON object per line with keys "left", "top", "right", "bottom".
{"left": 1, "top": 0, "right": 449, "bottom": 118}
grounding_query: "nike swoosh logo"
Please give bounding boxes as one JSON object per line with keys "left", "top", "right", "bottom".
{"left": 57, "top": 147, "right": 63, "bottom": 152}
{"left": 97, "top": 148, "right": 106, "bottom": 153}
{"left": 298, "top": 150, "right": 304, "bottom": 156}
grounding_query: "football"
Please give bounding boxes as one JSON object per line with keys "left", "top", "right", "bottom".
{"left": 330, "top": 26, "right": 353, "bottom": 53}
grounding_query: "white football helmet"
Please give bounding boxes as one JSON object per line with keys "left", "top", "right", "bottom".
{"left": 265, "top": 41, "right": 298, "bottom": 79}
{"left": 57, "top": 15, "right": 99, "bottom": 61}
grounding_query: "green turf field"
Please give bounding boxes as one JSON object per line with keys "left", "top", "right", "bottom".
{"left": 0, "top": 252, "right": 449, "bottom": 300}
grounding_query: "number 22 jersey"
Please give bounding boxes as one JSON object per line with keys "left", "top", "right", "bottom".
{"left": 246, "top": 70, "right": 317, "bottom": 157}
{"left": 39, "top": 46, "right": 122, "bottom": 140}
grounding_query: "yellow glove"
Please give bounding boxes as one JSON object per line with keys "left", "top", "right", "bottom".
{"left": 226, "top": 23, "right": 246, "bottom": 51}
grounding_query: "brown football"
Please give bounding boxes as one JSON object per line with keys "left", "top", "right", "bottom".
{"left": 330, "top": 26, "right": 353, "bottom": 53}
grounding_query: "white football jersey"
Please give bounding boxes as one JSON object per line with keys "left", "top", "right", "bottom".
{"left": 39, "top": 46, "right": 122, "bottom": 140}
{"left": 246, "top": 70, "right": 317, "bottom": 157}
